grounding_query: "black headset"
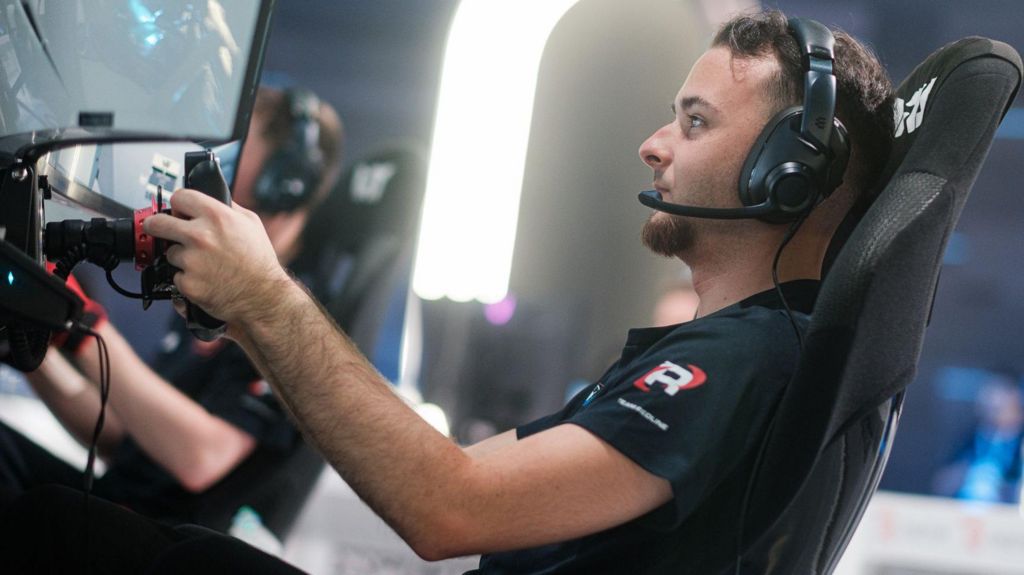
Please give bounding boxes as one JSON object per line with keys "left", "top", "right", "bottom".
{"left": 252, "top": 88, "right": 325, "bottom": 213}
{"left": 638, "top": 17, "right": 850, "bottom": 224}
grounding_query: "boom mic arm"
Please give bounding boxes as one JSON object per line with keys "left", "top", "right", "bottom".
{"left": 637, "top": 190, "right": 776, "bottom": 219}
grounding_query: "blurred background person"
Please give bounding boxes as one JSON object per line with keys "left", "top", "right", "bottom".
{"left": 932, "top": 369, "right": 1024, "bottom": 504}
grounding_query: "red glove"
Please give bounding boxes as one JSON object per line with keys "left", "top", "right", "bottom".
{"left": 47, "top": 263, "right": 108, "bottom": 355}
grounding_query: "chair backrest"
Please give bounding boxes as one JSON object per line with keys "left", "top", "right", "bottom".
{"left": 296, "top": 142, "right": 427, "bottom": 351}
{"left": 732, "top": 38, "right": 1022, "bottom": 574}
{"left": 192, "top": 143, "right": 428, "bottom": 540}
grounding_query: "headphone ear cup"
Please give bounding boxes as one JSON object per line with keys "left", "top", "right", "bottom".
{"left": 739, "top": 106, "right": 798, "bottom": 210}
{"left": 739, "top": 107, "right": 848, "bottom": 224}
{"left": 739, "top": 107, "right": 812, "bottom": 223}
{"left": 252, "top": 89, "right": 325, "bottom": 213}
{"left": 254, "top": 146, "right": 320, "bottom": 213}
{"left": 825, "top": 120, "right": 851, "bottom": 194}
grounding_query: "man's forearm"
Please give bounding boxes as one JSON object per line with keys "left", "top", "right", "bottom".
{"left": 143, "top": 191, "right": 479, "bottom": 556}
{"left": 25, "top": 349, "right": 125, "bottom": 454}
{"left": 233, "top": 278, "right": 472, "bottom": 558}
{"left": 72, "top": 321, "right": 256, "bottom": 492}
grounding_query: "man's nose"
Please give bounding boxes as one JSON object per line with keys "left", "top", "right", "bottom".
{"left": 639, "top": 124, "right": 672, "bottom": 169}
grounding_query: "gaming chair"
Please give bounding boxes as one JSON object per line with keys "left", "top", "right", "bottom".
{"left": 727, "top": 37, "right": 1022, "bottom": 574}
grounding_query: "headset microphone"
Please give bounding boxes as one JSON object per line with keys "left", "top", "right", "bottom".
{"left": 637, "top": 190, "right": 777, "bottom": 219}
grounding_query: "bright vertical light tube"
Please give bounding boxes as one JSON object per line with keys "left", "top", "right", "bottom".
{"left": 412, "top": 0, "right": 581, "bottom": 304}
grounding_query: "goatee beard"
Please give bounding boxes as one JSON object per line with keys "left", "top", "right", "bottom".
{"left": 641, "top": 212, "right": 694, "bottom": 257}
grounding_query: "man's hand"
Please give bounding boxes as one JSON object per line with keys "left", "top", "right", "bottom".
{"left": 143, "top": 189, "right": 292, "bottom": 326}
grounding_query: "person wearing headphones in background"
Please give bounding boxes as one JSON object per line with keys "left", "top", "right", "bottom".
{"left": 1, "top": 10, "right": 895, "bottom": 574}
{"left": 0, "top": 86, "right": 344, "bottom": 528}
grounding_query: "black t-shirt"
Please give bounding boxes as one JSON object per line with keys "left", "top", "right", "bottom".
{"left": 476, "top": 281, "right": 819, "bottom": 575}
{"left": 95, "top": 318, "right": 299, "bottom": 523}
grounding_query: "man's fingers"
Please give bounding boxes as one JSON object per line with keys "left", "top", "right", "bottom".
{"left": 167, "top": 188, "right": 224, "bottom": 219}
{"left": 143, "top": 213, "right": 191, "bottom": 244}
{"left": 164, "top": 244, "right": 185, "bottom": 269}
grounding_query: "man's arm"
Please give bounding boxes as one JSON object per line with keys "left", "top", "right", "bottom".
{"left": 236, "top": 281, "right": 672, "bottom": 559}
{"left": 69, "top": 320, "right": 257, "bottom": 492}
{"left": 463, "top": 429, "right": 517, "bottom": 459}
{"left": 25, "top": 348, "right": 126, "bottom": 456}
{"left": 146, "top": 190, "right": 674, "bottom": 559}
{"left": 27, "top": 314, "right": 256, "bottom": 491}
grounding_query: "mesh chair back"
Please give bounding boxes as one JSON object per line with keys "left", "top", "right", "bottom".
{"left": 733, "top": 38, "right": 1022, "bottom": 574}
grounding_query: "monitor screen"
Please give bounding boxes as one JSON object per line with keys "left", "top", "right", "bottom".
{"left": 39, "top": 140, "right": 240, "bottom": 221}
{"left": 0, "top": 0, "right": 272, "bottom": 162}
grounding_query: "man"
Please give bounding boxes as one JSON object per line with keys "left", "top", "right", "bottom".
{"left": 3, "top": 10, "right": 894, "bottom": 574}
{"left": 143, "top": 10, "right": 892, "bottom": 570}
{"left": 0, "top": 86, "right": 344, "bottom": 526}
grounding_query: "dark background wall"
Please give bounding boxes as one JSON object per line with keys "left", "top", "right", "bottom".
{"left": 260, "top": 1, "right": 458, "bottom": 163}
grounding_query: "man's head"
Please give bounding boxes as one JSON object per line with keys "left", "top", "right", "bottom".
{"left": 233, "top": 86, "right": 344, "bottom": 213}
{"left": 232, "top": 86, "right": 344, "bottom": 261}
{"left": 639, "top": 10, "right": 894, "bottom": 262}
{"left": 977, "top": 371, "right": 1024, "bottom": 433}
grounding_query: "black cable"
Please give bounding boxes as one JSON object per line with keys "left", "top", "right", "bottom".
{"left": 78, "top": 326, "right": 110, "bottom": 574}
{"left": 46, "top": 243, "right": 117, "bottom": 490}
{"left": 81, "top": 327, "right": 110, "bottom": 494}
{"left": 94, "top": 251, "right": 148, "bottom": 300}
{"left": 105, "top": 267, "right": 145, "bottom": 299}
{"left": 770, "top": 212, "right": 810, "bottom": 351}
{"left": 734, "top": 212, "right": 810, "bottom": 574}
{"left": 51, "top": 237, "right": 143, "bottom": 299}
{"left": 52, "top": 243, "right": 85, "bottom": 281}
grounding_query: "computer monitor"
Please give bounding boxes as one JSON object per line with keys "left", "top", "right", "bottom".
{"left": 0, "top": 0, "right": 273, "bottom": 164}
{"left": 0, "top": 0, "right": 271, "bottom": 364}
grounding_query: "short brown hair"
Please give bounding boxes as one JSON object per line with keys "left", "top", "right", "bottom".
{"left": 713, "top": 10, "right": 894, "bottom": 198}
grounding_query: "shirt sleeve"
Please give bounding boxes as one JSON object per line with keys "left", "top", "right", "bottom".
{"left": 562, "top": 317, "right": 795, "bottom": 529}
{"left": 517, "top": 383, "right": 594, "bottom": 439}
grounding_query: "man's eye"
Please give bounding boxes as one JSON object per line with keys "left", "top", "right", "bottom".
{"left": 688, "top": 115, "right": 705, "bottom": 129}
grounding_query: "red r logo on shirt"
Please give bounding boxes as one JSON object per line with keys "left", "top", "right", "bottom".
{"left": 633, "top": 361, "right": 707, "bottom": 396}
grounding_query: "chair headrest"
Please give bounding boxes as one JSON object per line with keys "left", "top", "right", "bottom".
{"left": 823, "top": 37, "right": 1022, "bottom": 276}
{"left": 884, "top": 36, "right": 1021, "bottom": 181}
{"left": 820, "top": 35, "right": 1022, "bottom": 430}
{"left": 304, "top": 142, "right": 428, "bottom": 254}
{"left": 287, "top": 142, "right": 428, "bottom": 343}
